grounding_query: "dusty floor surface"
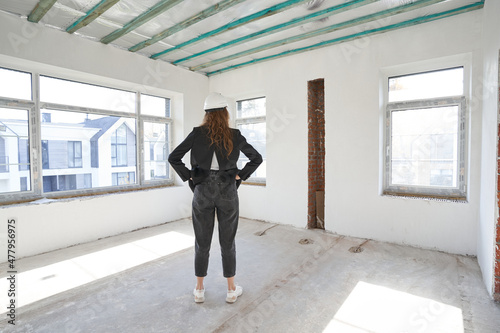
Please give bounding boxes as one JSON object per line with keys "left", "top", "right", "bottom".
{"left": 1, "top": 218, "right": 499, "bottom": 332}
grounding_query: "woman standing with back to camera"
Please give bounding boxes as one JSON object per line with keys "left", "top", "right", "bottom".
{"left": 168, "top": 92, "right": 262, "bottom": 304}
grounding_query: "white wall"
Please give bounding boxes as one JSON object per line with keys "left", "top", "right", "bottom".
{"left": 211, "top": 65, "right": 309, "bottom": 227}
{"left": 210, "top": 10, "right": 484, "bottom": 255}
{"left": 0, "top": 11, "right": 208, "bottom": 260}
{"left": 477, "top": 0, "right": 500, "bottom": 297}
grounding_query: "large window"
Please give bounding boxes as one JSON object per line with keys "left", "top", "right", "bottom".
{"left": 384, "top": 67, "right": 466, "bottom": 199}
{"left": 235, "top": 97, "right": 266, "bottom": 183}
{"left": 0, "top": 67, "right": 173, "bottom": 202}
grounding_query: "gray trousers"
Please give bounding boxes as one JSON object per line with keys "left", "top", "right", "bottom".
{"left": 192, "top": 171, "right": 239, "bottom": 278}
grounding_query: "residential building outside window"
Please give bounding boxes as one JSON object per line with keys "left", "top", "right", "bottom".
{"left": 40, "top": 109, "right": 137, "bottom": 192}
{"left": 235, "top": 97, "right": 266, "bottom": 184}
{"left": 0, "top": 67, "right": 173, "bottom": 202}
{"left": 384, "top": 67, "right": 467, "bottom": 200}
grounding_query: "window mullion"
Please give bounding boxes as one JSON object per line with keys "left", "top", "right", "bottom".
{"left": 140, "top": 114, "right": 172, "bottom": 123}
{"left": 40, "top": 102, "right": 134, "bottom": 118}
{"left": 235, "top": 116, "right": 266, "bottom": 126}
{"left": 0, "top": 97, "right": 34, "bottom": 109}
{"left": 136, "top": 91, "right": 143, "bottom": 186}
{"left": 385, "top": 106, "right": 392, "bottom": 189}
{"left": 31, "top": 72, "right": 43, "bottom": 197}
{"left": 459, "top": 96, "right": 467, "bottom": 193}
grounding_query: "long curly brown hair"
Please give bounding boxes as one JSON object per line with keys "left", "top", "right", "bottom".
{"left": 201, "top": 107, "right": 233, "bottom": 157}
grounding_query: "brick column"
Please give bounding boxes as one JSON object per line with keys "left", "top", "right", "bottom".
{"left": 307, "top": 79, "right": 325, "bottom": 229}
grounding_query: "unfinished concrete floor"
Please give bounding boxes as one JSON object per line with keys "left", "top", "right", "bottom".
{"left": 1, "top": 218, "right": 500, "bottom": 333}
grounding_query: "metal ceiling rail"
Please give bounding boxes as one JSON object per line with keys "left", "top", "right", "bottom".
{"left": 172, "top": 0, "right": 377, "bottom": 66}
{"left": 150, "top": 0, "right": 311, "bottom": 60}
{"left": 129, "top": 0, "right": 246, "bottom": 53}
{"left": 27, "top": 0, "right": 57, "bottom": 23}
{"left": 101, "top": 0, "right": 184, "bottom": 44}
{"left": 66, "top": 0, "right": 120, "bottom": 34}
{"left": 206, "top": 1, "right": 485, "bottom": 76}
{"left": 193, "top": 0, "right": 446, "bottom": 72}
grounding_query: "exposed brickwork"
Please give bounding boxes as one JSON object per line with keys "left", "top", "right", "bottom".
{"left": 307, "top": 79, "right": 325, "bottom": 229}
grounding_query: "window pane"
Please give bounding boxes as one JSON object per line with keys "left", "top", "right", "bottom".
{"left": 0, "top": 67, "right": 32, "bottom": 100}
{"left": 389, "top": 68, "right": 463, "bottom": 102}
{"left": 237, "top": 122, "right": 266, "bottom": 178}
{"left": 391, "top": 106, "right": 458, "bottom": 187}
{"left": 141, "top": 94, "right": 170, "bottom": 117}
{"left": 40, "top": 76, "right": 135, "bottom": 113}
{"left": 0, "top": 108, "right": 30, "bottom": 193}
{"left": 237, "top": 97, "right": 266, "bottom": 118}
{"left": 111, "top": 124, "right": 134, "bottom": 167}
{"left": 116, "top": 145, "right": 127, "bottom": 166}
{"left": 68, "top": 141, "right": 82, "bottom": 168}
{"left": 41, "top": 109, "right": 136, "bottom": 192}
{"left": 144, "top": 122, "right": 169, "bottom": 181}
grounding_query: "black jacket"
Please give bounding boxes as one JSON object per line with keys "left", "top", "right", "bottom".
{"left": 168, "top": 126, "right": 262, "bottom": 190}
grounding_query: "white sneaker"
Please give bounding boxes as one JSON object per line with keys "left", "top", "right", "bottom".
{"left": 193, "top": 287, "right": 205, "bottom": 303}
{"left": 226, "top": 285, "right": 243, "bottom": 303}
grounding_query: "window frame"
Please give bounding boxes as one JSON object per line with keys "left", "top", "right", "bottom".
{"left": 382, "top": 65, "right": 468, "bottom": 201}
{"left": 235, "top": 96, "right": 266, "bottom": 185}
{"left": 0, "top": 67, "right": 174, "bottom": 204}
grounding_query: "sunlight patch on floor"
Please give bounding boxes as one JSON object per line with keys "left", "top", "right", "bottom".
{"left": 323, "top": 281, "right": 463, "bottom": 333}
{"left": 0, "top": 231, "right": 194, "bottom": 314}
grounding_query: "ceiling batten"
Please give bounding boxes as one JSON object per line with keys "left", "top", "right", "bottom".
{"left": 207, "top": 1, "right": 485, "bottom": 76}
{"left": 193, "top": 0, "right": 446, "bottom": 71}
{"left": 27, "top": 0, "right": 57, "bottom": 23}
{"left": 129, "top": 0, "right": 246, "bottom": 53}
{"left": 173, "top": 0, "right": 378, "bottom": 66}
{"left": 100, "top": 0, "right": 184, "bottom": 44}
{"left": 66, "top": 0, "right": 120, "bottom": 34}
{"left": 151, "top": 0, "right": 311, "bottom": 60}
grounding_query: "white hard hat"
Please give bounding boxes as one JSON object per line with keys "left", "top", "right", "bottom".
{"left": 204, "top": 92, "right": 228, "bottom": 110}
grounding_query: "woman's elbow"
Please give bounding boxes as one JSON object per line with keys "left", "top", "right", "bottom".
{"left": 255, "top": 153, "right": 263, "bottom": 165}
{"left": 167, "top": 154, "right": 176, "bottom": 164}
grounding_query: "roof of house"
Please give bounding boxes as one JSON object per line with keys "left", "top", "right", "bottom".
{"left": 84, "top": 116, "right": 120, "bottom": 141}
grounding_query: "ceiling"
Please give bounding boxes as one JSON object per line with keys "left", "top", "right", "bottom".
{"left": 0, "top": 0, "right": 485, "bottom": 76}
